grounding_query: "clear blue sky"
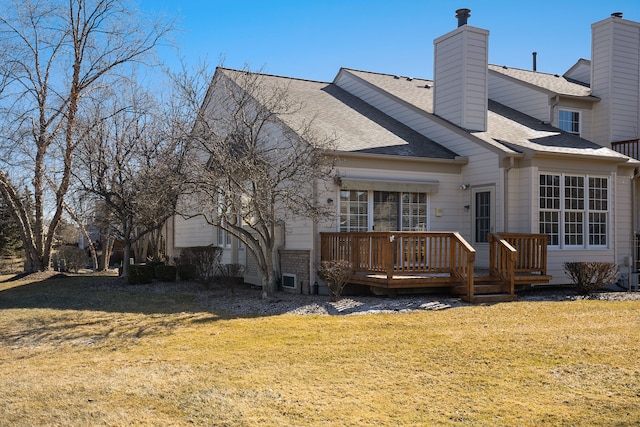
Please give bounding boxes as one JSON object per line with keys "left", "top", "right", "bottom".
{"left": 139, "top": 0, "right": 640, "bottom": 82}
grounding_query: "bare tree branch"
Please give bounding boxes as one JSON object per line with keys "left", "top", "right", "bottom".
{"left": 181, "top": 66, "right": 337, "bottom": 298}
{"left": 0, "top": 0, "right": 173, "bottom": 271}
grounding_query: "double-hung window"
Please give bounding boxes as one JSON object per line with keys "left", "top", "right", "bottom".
{"left": 539, "top": 173, "right": 609, "bottom": 248}
{"left": 558, "top": 109, "right": 580, "bottom": 135}
{"left": 340, "top": 190, "right": 369, "bottom": 232}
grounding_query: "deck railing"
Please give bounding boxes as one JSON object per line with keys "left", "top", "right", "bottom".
{"left": 320, "top": 231, "right": 548, "bottom": 298}
{"left": 612, "top": 139, "right": 640, "bottom": 160}
{"left": 450, "top": 232, "right": 476, "bottom": 300}
{"left": 488, "top": 233, "right": 517, "bottom": 295}
{"left": 320, "top": 231, "right": 476, "bottom": 288}
{"left": 496, "top": 233, "right": 548, "bottom": 275}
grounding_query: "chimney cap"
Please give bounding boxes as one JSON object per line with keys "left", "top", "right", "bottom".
{"left": 611, "top": 12, "right": 623, "bottom": 18}
{"left": 455, "top": 8, "right": 471, "bottom": 27}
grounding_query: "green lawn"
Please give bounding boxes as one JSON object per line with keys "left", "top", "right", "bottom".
{"left": 1, "top": 274, "right": 639, "bottom": 426}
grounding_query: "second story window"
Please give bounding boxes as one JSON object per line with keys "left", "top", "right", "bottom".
{"left": 559, "top": 109, "right": 580, "bottom": 135}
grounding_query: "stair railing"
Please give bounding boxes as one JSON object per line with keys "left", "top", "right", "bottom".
{"left": 489, "top": 233, "right": 517, "bottom": 295}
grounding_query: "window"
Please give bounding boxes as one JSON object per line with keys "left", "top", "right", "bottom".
{"left": 216, "top": 225, "right": 231, "bottom": 248}
{"left": 558, "top": 110, "right": 580, "bottom": 134}
{"left": 339, "top": 190, "right": 429, "bottom": 232}
{"left": 340, "top": 190, "right": 369, "bottom": 232}
{"left": 539, "top": 173, "right": 608, "bottom": 248}
{"left": 373, "top": 191, "right": 398, "bottom": 231}
{"left": 474, "top": 191, "right": 491, "bottom": 243}
{"left": 401, "top": 193, "right": 427, "bottom": 231}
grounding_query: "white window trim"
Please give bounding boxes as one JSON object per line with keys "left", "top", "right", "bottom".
{"left": 558, "top": 109, "right": 581, "bottom": 135}
{"left": 539, "top": 173, "right": 610, "bottom": 250}
{"left": 338, "top": 190, "right": 431, "bottom": 232}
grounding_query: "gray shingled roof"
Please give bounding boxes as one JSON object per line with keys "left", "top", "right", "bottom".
{"left": 219, "top": 68, "right": 458, "bottom": 160}
{"left": 488, "top": 64, "right": 595, "bottom": 98}
{"left": 345, "top": 68, "right": 629, "bottom": 160}
{"left": 477, "top": 101, "right": 629, "bottom": 159}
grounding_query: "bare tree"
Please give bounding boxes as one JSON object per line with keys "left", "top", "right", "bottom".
{"left": 182, "top": 67, "right": 336, "bottom": 298}
{"left": 0, "top": 0, "right": 172, "bottom": 272}
{"left": 74, "top": 80, "right": 186, "bottom": 277}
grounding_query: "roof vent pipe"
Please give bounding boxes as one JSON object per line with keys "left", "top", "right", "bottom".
{"left": 532, "top": 51, "right": 537, "bottom": 71}
{"left": 611, "top": 12, "right": 623, "bottom": 18}
{"left": 455, "top": 8, "right": 471, "bottom": 27}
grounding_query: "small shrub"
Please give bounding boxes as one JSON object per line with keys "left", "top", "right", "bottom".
{"left": 56, "top": 245, "right": 88, "bottom": 273}
{"left": 563, "top": 262, "right": 619, "bottom": 294}
{"left": 127, "top": 264, "right": 154, "bottom": 285}
{"left": 217, "top": 263, "right": 245, "bottom": 287}
{"left": 155, "top": 265, "right": 177, "bottom": 282}
{"left": 146, "top": 260, "right": 165, "bottom": 279}
{"left": 318, "top": 259, "right": 353, "bottom": 301}
{"left": 178, "top": 246, "right": 223, "bottom": 287}
{"left": 176, "top": 264, "right": 195, "bottom": 281}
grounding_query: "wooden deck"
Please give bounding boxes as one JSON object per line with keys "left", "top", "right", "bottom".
{"left": 320, "top": 231, "right": 552, "bottom": 303}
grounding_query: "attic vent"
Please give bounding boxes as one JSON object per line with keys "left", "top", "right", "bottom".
{"left": 393, "top": 75, "right": 400, "bottom": 79}
{"left": 554, "top": 74, "right": 560, "bottom": 77}
{"left": 502, "top": 65, "right": 508, "bottom": 69}
{"left": 406, "top": 77, "right": 413, "bottom": 81}
{"left": 611, "top": 12, "right": 623, "bottom": 18}
{"left": 424, "top": 84, "right": 431, "bottom": 89}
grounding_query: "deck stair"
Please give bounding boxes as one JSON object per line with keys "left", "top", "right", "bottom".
{"left": 454, "top": 274, "right": 518, "bottom": 303}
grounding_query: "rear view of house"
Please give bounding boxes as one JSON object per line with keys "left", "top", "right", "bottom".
{"left": 169, "top": 10, "right": 640, "bottom": 301}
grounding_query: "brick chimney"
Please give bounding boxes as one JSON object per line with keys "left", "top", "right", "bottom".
{"left": 433, "top": 8, "right": 489, "bottom": 132}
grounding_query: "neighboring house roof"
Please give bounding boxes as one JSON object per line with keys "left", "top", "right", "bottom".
{"left": 344, "top": 68, "right": 630, "bottom": 162}
{"left": 218, "top": 68, "right": 459, "bottom": 160}
{"left": 488, "top": 64, "right": 596, "bottom": 99}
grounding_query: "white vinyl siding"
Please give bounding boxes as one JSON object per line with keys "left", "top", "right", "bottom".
{"left": 591, "top": 17, "right": 640, "bottom": 145}
{"left": 173, "top": 215, "right": 214, "bottom": 248}
{"left": 433, "top": 25, "right": 488, "bottom": 131}
{"left": 488, "top": 72, "right": 550, "bottom": 122}
{"left": 563, "top": 59, "right": 591, "bottom": 85}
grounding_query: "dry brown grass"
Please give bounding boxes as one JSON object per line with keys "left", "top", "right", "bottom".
{"left": 1, "top": 273, "right": 639, "bottom": 426}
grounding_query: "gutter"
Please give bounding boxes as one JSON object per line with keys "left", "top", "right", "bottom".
{"left": 329, "top": 150, "right": 469, "bottom": 165}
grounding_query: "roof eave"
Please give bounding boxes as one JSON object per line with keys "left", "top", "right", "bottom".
{"left": 532, "top": 151, "right": 640, "bottom": 165}
{"left": 330, "top": 150, "right": 469, "bottom": 165}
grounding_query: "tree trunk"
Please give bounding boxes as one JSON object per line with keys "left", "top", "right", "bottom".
{"left": 101, "top": 237, "right": 116, "bottom": 271}
{"left": 261, "top": 269, "right": 276, "bottom": 299}
{"left": 122, "top": 245, "right": 131, "bottom": 278}
{"left": 260, "top": 245, "right": 276, "bottom": 299}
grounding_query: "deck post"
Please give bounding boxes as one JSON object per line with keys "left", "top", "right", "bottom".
{"left": 386, "top": 233, "right": 395, "bottom": 281}
{"left": 350, "top": 234, "right": 359, "bottom": 273}
{"left": 489, "top": 233, "right": 496, "bottom": 275}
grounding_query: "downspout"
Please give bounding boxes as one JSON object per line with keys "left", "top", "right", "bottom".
{"left": 503, "top": 156, "right": 515, "bottom": 232}
{"left": 276, "top": 219, "right": 286, "bottom": 292}
{"left": 632, "top": 168, "right": 640, "bottom": 289}
{"left": 550, "top": 95, "right": 560, "bottom": 126}
{"left": 311, "top": 178, "right": 320, "bottom": 295}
